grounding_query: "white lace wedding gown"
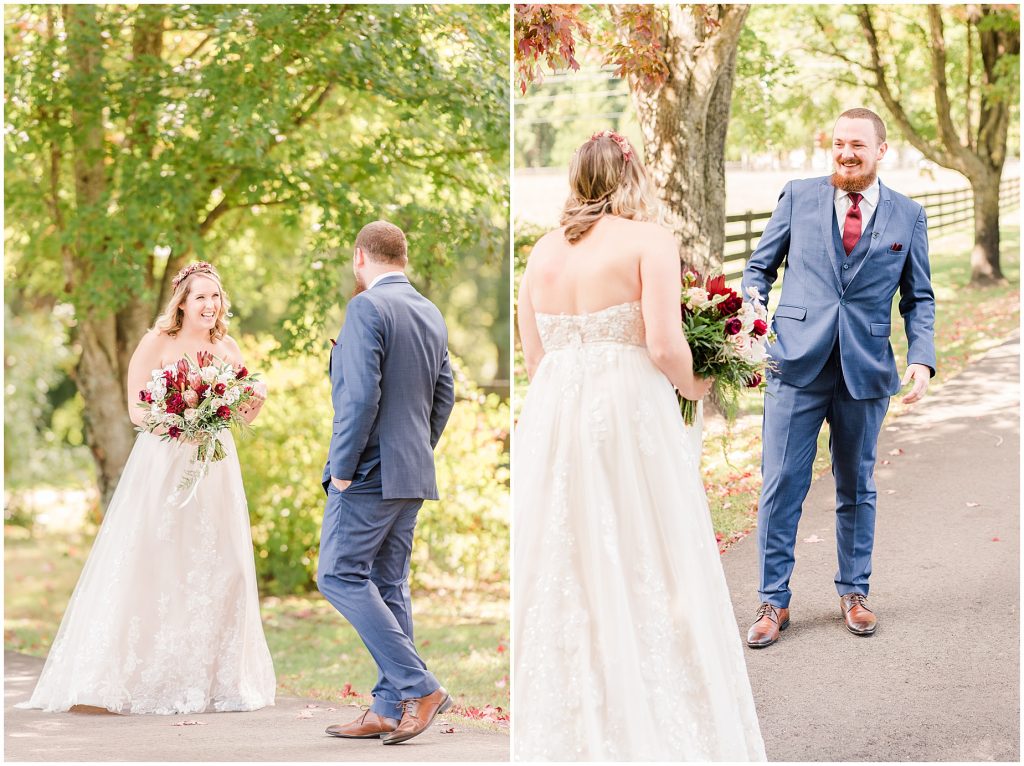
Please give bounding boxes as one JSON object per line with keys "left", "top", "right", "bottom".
{"left": 513, "top": 301, "right": 765, "bottom": 761}
{"left": 17, "top": 430, "right": 276, "bottom": 715}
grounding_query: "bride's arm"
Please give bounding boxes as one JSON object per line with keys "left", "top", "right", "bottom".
{"left": 126, "top": 330, "right": 164, "bottom": 428}
{"left": 640, "top": 227, "right": 713, "bottom": 401}
{"left": 517, "top": 271, "right": 544, "bottom": 382}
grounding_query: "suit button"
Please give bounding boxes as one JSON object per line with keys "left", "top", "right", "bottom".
{"left": 840, "top": 299, "right": 848, "bottom": 306}
{"left": 843, "top": 263, "right": 850, "bottom": 270}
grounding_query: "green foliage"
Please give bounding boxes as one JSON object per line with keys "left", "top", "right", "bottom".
{"left": 235, "top": 337, "right": 509, "bottom": 596}
{"left": 4, "top": 4, "right": 510, "bottom": 361}
{"left": 3, "top": 301, "right": 93, "bottom": 492}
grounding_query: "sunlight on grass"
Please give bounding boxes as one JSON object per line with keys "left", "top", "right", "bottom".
{"left": 5, "top": 527, "right": 510, "bottom": 724}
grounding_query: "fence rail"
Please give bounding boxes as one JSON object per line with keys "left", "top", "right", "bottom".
{"left": 722, "top": 175, "right": 1020, "bottom": 279}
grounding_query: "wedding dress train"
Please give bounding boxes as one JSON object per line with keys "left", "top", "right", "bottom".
{"left": 17, "top": 431, "right": 276, "bottom": 715}
{"left": 513, "top": 301, "right": 765, "bottom": 761}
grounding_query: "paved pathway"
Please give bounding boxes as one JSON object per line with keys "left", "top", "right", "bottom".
{"left": 4, "top": 652, "right": 508, "bottom": 761}
{"left": 721, "top": 334, "right": 1020, "bottom": 761}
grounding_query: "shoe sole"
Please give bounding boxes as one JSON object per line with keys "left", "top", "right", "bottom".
{"left": 325, "top": 729, "right": 396, "bottom": 739}
{"left": 381, "top": 695, "right": 453, "bottom": 745}
{"left": 845, "top": 622, "right": 877, "bottom": 636}
{"left": 746, "top": 617, "right": 789, "bottom": 648}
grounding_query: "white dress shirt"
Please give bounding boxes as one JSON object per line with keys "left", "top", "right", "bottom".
{"left": 834, "top": 178, "right": 880, "bottom": 231}
{"left": 367, "top": 270, "right": 405, "bottom": 290}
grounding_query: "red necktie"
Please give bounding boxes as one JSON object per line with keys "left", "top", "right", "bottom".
{"left": 842, "top": 192, "right": 863, "bottom": 256}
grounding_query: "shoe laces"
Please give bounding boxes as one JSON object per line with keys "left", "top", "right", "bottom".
{"left": 755, "top": 602, "right": 778, "bottom": 621}
{"left": 399, "top": 698, "right": 421, "bottom": 719}
{"left": 845, "top": 593, "right": 869, "bottom": 609}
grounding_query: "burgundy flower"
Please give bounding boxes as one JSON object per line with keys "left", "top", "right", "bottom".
{"left": 196, "top": 383, "right": 210, "bottom": 399}
{"left": 196, "top": 350, "right": 214, "bottom": 368}
{"left": 168, "top": 426, "right": 182, "bottom": 439}
{"left": 139, "top": 389, "right": 152, "bottom": 403}
{"left": 244, "top": 385, "right": 254, "bottom": 396}
{"left": 717, "top": 292, "right": 743, "bottom": 317}
{"left": 746, "top": 373, "right": 763, "bottom": 388}
{"left": 163, "top": 369, "right": 175, "bottom": 386}
{"left": 725, "top": 318, "right": 743, "bottom": 336}
{"left": 213, "top": 382, "right": 227, "bottom": 396}
{"left": 165, "top": 393, "right": 186, "bottom": 415}
{"left": 235, "top": 365, "right": 248, "bottom": 380}
{"left": 752, "top": 319, "right": 768, "bottom": 337}
{"left": 216, "top": 405, "right": 232, "bottom": 420}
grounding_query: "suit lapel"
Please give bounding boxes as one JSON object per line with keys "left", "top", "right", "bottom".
{"left": 845, "top": 180, "right": 894, "bottom": 292}
{"left": 818, "top": 179, "right": 843, "bottom": 290}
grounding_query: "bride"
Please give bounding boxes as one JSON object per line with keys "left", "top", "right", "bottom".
{"left": 513, "top": 131, "right": 765, "bottom": 761}
{"left": 18, "top": 262, "right": 276, "bottom": 715}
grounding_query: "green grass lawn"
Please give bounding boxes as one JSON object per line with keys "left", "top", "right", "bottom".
{"left": 4, "top": 525, "right": 509, "bottom": 725}
{"left": 701, "top": 218, "right": 1020, "bottom": 547}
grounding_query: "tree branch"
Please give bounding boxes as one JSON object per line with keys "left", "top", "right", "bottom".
{"left": 855, "top": 5, "right": 962, "bottom": 172}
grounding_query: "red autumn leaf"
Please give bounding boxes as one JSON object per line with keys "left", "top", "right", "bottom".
{"left": 440, "top": 726, "right": 455, "bottom": 734}
{"left": 992, "top": 537, "right": 1001, "bottom": 542}
{"left": 339, "top": 683, "right": 359, "bottom": 698}
{"left": 496, "top": 643, "right": 506, "bottom": 654}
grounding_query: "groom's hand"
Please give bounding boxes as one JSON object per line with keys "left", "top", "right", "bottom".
{"left": 901, "top": 364, "right": 931, "bottom": 404}
{"left": 331, "top": 477, "right": 352, "bottom": 492}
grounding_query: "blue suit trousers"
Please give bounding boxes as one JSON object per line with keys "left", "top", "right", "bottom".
{"left": 757, "top": 347, "right": 889, "bottom": 608}
{"left": 317, "top": 469, "right": 439, "bottom": 719}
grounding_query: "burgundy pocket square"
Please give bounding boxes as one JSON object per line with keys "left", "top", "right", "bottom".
{"left": 891, "top": 242, "right": 903, "bottom": 251}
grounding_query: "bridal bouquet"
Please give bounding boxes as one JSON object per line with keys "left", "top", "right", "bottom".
{"left": 679, "top": 271, "right": 775, "bottom": 426}
{"left": 137, "top": 350, "right": 259, "bottom": 493}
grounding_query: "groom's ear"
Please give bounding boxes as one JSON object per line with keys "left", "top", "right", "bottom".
{"left": 354, "top": 247, "right": 365, "bottom": 268}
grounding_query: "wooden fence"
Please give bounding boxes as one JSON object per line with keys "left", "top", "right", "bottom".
{"left": 722, "top": 175, "right": 1021, "bottom": 280}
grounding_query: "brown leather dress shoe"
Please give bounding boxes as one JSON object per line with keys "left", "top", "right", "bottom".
{"left": 840, "top": 593, "right": 877, "bottom": 635}
{"left": 746, "top": 602, "right": 790, "bottom": 648}
{"left": 381, "top": 687, "right": 452, "bottom": 745}
{"left": 325, "top": 709, "right": 399, "bottom": 739}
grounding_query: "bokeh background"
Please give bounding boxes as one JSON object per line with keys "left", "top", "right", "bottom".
{"left": 5, "top": 4, "right": 510, "bottom": 722}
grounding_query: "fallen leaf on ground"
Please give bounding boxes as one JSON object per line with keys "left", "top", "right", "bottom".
{"left": 888, "top": 448, "right": 904, "bottom": 456}
{"left": 992, "top": 537, "right": 1000, "bottom": 542}
{"left": 305, "top": 703, "right": 320, "bottom": 709}
{"left": 440, "top": 727, "right": 456, "bottom": 734}
{"left": 803, "top": 534, "right": 823, "bottom": 543}
{"left": 171, "top": 720, "right": 206, "bottom": 727}
{"left": 880, "top": 459, "right": 891, "bottom": 465}
{"left": 339, "top": 683, "right": 359, "bottom": 698}
{"left": 296, "top": 710, "right": 314, "bottom": 719}
{"left": 966, "top": 502, "right": 981, "bottom": 507}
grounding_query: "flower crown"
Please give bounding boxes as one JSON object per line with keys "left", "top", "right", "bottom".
{"left": 591, "top": 130, "right": 633, "bottom": 163}
{"left": 172, "top": 261, "right": 217, "bottom": 291}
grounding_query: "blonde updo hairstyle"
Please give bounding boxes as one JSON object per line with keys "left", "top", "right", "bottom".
{"left": 560, "top": 131, "right": 660, "bottom": 243}
{"left": 153, "top": 262, "right": 231, "bottom": 340}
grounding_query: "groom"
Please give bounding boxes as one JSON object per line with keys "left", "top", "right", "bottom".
{"left": 318, "top": 220, "right": 456, "bottom": 742}
{"left": 742, "top": 108, "right": 936, "bottom": 648}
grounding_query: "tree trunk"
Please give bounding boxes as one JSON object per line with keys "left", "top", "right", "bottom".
{"left": 967, "top": 169, "right": 1004, "bottom": 283}
{"left": 624, "top": 5, "right": 749, "bottom": 273}
{"left": 64, "top": 6, "right": 138, "bottom": 508}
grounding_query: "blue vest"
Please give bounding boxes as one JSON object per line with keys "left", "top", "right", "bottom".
{"left": 831, "top": 208, "right": 876, "bottom": 291}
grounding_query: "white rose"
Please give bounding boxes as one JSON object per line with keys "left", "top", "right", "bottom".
{"left": 211, "top": 397, "right": 226, "bottom": 409}
{"left": 686, "top": 287, "right": 711, "bottom": 309}
{"left": 216, "top": 372, "right": 233, "bottom": 386}
{"left": 200, "top": 366, "right": 218, "bottom": 383}
{"left": 183, "top": 408, "right": 199, "bottom": 421}
{"left": 150, "top": 379, "right": 167, "bottom": 399}
{"left": 225, "top": 387, "right": 240, "bottom": 405}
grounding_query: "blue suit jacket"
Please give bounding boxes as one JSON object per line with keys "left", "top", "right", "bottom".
{"left": 742, "top": 176, "right": 936, "bottom": 400}
{"left": 323, "top": 273, "right": 455, "bottom": 500}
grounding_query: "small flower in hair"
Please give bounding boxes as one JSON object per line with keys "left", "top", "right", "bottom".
{"left": 172, "top": 261, "right": 216, "bottom": 290}
{"left": 591, "top": 130, "right": 633, "bottom": 162}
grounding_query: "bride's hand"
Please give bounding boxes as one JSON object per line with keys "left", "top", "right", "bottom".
{"left": 682, "top": 375, "right": 714, "bottom": 400}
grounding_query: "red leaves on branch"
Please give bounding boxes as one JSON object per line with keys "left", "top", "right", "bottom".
{"left": 604, "top": 4, "right": 669, "bottom": 91}
{"left": 514, "top": 4, "right": 591, "bottom": 94}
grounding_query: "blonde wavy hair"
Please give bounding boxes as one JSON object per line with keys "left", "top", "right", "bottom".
{"left": 560, "top": 131, "right": 660, "bottom": 243}
{"left": 153, "top": 262, "right": 231, "bottom": 340}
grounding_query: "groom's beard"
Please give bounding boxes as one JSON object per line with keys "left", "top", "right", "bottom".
{"left": 352, "top": 270, "right": 367, "bottom": 298}
{"left": 831, "top": 166, "right": 877, "bottom": 193}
